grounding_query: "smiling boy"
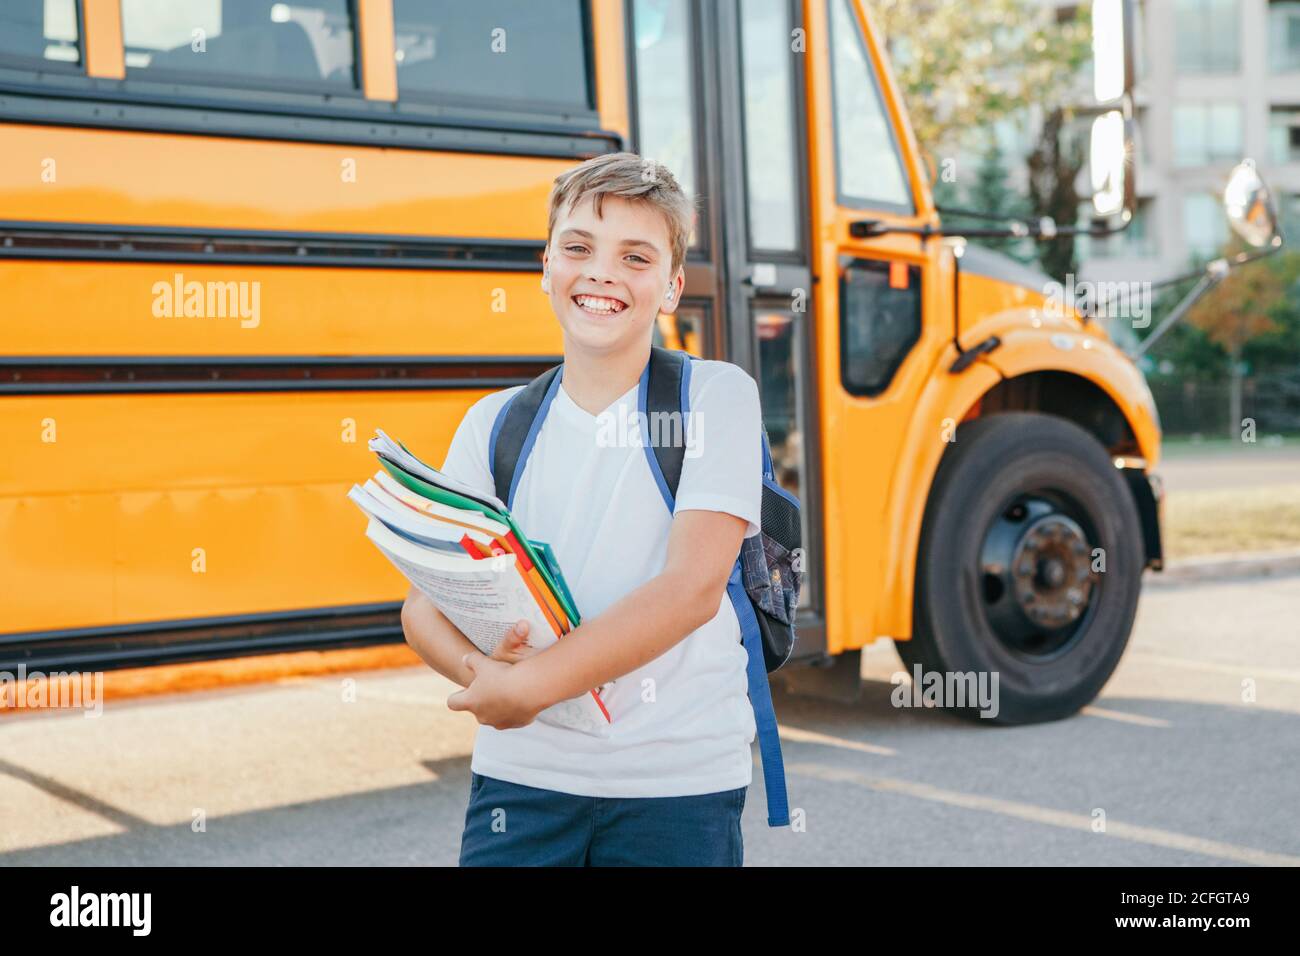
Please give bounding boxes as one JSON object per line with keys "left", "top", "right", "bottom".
{"left": 400, "top": 152, "right": 763, "bottom": 866}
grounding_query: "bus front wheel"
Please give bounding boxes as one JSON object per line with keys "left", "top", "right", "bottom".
{"left": 898, "top": 412, "right": 1144, "bottom": 725}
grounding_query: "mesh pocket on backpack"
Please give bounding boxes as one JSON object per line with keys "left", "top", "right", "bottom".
{"left": 739, "top": 482, "right": 803, "bottom": 628}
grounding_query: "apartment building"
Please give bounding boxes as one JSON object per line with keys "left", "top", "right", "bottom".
{"left": 1075, "top": 0, "right": 1299, "bottom": 284}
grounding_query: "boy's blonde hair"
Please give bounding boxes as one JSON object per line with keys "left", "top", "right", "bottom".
{"left": 546, "top": 152, "right": 694, "bottom": 275}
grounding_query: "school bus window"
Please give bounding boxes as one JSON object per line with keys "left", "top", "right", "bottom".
{"left": 393, "top": 0, "right": 592, "bottom": 110}
{"left": 632, "top": 0, "right": 703, "bottom": 250}
{"left": 739, "top": 0, "right": 800, "bottom": 254}
{"left": 756, "top": 307, "right": 812, "bottom": 610}
{"left": 653, "top": 305, "right": 707, "bottom": 357}
{"left": 0, "top": 1, "right": 82, "bottom": 69}
{"left": 840, "top": 259, "right": 921, "bottom": 395}
{"left": 828, "top": 0, "right": 912, "bottom": 211}
{"left": 121, "top": 0, "right": 358, "bottom": 90}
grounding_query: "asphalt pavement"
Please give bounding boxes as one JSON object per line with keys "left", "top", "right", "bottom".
{"left": 1157, "top": 443, "right": 1300, "bottom": 493}
{"left": 2, "top": 571, "right": 1297, "bottom": 866}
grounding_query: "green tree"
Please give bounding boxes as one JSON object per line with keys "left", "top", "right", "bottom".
{"left": 1241, "top": 252, "right": 1300, "bottom": 374}
{"left": 1184, "top": 241, "right": 1294, "bottom": 436}
{"left": 966, "top": 133, "right": 1033, "bottom": 261}
{"left": 869, "top": 0, "right": 1092, "bottom": 273}
{"left": 1026, "top": 108, "right": 1086, "bottom": 281}
{"left": 868, "top": 0, "right": 1092, "bottom": 158}
{"left": 1141, "top": 246, "right": 1299, "bottom": 436}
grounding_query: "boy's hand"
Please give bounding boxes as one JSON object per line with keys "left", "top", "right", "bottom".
{"left": 446, "top": 652, "right": 545, "bottom": 730}
{"left": 489, "top": 620, "right": 537, "bottom": 663}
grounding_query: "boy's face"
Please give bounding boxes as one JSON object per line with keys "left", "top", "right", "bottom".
{"left": 542, "top": 194, "right": 683, "bottom": 356}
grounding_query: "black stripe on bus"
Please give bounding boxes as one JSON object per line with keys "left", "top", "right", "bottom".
{"left": 0, "top": 355, "right": 561, "bottom": 395}
{"left": 0, "top": 82, "right": 623, "bottom": 160}
{"left": 0, "top": 220, "right": 547, "bottom": 270}
{"left": 0, "top": 603, "right": 404, "bottom": 673}
{"left": 0, "top": 603, "right": 832, "bottom": 673}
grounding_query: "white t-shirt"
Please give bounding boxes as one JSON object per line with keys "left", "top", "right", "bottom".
{"left": 439, "top": 357, "right": 763, "bottom": 798}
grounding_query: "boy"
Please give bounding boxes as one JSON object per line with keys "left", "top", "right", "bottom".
{"left": 400, "top": 152, "right": 763, "bottom": 866}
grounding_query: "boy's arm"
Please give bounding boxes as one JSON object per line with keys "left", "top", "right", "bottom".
{"left": 520, "top": 508, "right": 748, "bottom": 706}
{"left": 400, "top": 585, "right": 482, "bottom": 688}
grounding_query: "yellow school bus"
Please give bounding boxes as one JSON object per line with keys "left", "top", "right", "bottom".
{"left": 0, "top": 0, "right": 1161, "bottom": 723}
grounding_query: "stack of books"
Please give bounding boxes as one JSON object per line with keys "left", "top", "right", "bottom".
{"left": 349, "top": 429, "right": 610, "bottom": 736}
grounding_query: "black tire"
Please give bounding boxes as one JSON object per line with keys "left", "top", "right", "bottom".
{"left": 898, "top": 412, "right": 1144, "bottom": 725}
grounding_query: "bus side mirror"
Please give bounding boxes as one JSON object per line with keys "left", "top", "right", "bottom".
{"left": 1224, "top": 160, "right": 1284, "bottom": 249}
{"left": 1092, "top": 0, "right": 1134, "bottom": 103}
{"left": 1089, "top": 0, "right": 1136, "bottom": 220}
{"left": 1089, "top": 111, "right": 1130, "bottom": 219}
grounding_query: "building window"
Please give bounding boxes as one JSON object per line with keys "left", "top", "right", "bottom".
{"left": 1183, "top": 192, "right": 1228, "bottom": 258}
{"left": 1127, "top": 201, "right": 1157, "bottom": 257}
{"left": 1133, "top": 0, "right": 1149, "bottom": 84}
{"left": 0, "top": 1, "right": 81, "bottom": 68}
{"left": 122, "top": 0, "right": 357, "bottom": 91}
{"left": 1135, "top": 107, "right": 1152, "bottom": 166}
{"left": 1270, "top": 1, "right": 1300, "bottom": 72}
{"left": 1175, "top": 0, "right": 1240, "bottom": 74}
{"left": 1173, "top": 102, "right": 1242, "bottom": 167}
{"left": 1271, "top": 107, "right": 1300, "bottom": 164}
{"left": 393, "top": 0, "right": 592, "bottom": 111}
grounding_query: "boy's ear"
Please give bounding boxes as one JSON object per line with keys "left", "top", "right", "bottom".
{"left": 660, "top": 266, "right": 686, "bottom": 315}
{"left": 540, "top": 251, "right": 551, "bottom": 294}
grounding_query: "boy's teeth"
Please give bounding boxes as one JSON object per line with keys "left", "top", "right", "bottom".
{"left": 576, "top": 295, "right": 624, "bottom": 314}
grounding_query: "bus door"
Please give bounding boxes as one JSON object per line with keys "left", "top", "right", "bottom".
{"left": 806, "top": 0, "right": 946, "bottom": 650}
{"left": 629, "top": 0, "right": 824, "bottom": 653}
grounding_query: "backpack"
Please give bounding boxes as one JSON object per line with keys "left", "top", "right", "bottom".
{"left": 488, "top": 345, "right": 802, "bottom": 828}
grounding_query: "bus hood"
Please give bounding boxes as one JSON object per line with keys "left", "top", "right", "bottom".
{"left": 956, "top": 244, "right": 1100, "bottom": 340}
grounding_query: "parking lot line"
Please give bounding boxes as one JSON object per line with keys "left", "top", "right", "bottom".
{"left": 1127, "top": 651, "right": 1300, "bottom": 684}
{"left": 1080, "top": 706, "right": 1171, "bottom": 727}
{"left": 778, "top": 725, "right": 897, "bottom": 756}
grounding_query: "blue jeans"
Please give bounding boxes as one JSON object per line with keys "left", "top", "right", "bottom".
{"left": 458, "top": 771, "right": 747, "bottom": 866}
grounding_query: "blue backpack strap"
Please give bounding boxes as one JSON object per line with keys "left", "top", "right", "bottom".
{"left": 728, "top": 562, "right": 791, "bottom": 827}
{"left": 489, "top": 362, "right": 564, "bottom": 510}
{"left": 760, "top": 422, "right": 776, "bottom": 481}
{"left": 638, "top": 345, "right": 690, "bottom": 510}
{"left": 640, "top": 348, "right": 791, "bottom": 828}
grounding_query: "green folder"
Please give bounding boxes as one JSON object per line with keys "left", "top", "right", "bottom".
{"left": 529, "top": 540, "right": 579, "bottom": 621}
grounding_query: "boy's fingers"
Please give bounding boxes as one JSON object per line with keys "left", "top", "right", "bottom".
{"left": 492, "top": 621, "right": 529, "bottom": 656}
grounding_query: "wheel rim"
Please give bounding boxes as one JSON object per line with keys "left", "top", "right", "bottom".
{"left": 977, "top": 493, "right": 1101, "bottom": 658}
